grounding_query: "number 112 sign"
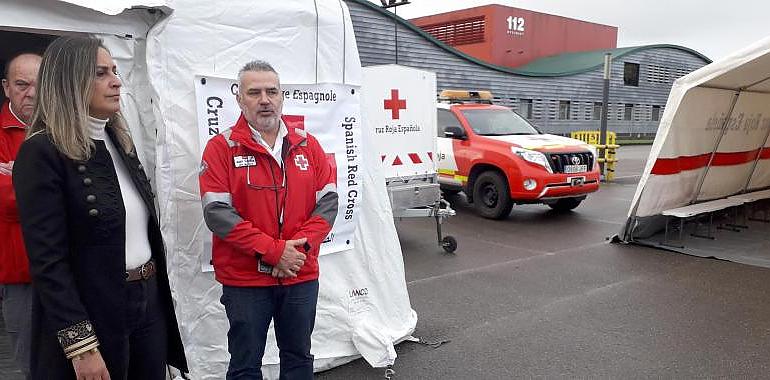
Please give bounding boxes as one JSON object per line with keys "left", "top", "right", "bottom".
{"left": 506, "top": 16, "right": 525, "bottom": 36}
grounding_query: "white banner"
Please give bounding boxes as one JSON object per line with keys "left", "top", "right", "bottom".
{"left": 194, "top": 75, "right": 362, "bottom": 271}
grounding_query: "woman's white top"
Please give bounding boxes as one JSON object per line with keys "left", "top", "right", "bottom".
{"left": 88, "top": 117, "right": 152, "bottom": 270}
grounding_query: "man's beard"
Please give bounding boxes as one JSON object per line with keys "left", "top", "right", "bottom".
{"left": 253, "top": 115, "right": 280, "bottom": 131}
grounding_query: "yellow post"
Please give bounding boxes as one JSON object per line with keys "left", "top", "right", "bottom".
{"left": 569, "top": 130, "right": 620, "bottom": 182}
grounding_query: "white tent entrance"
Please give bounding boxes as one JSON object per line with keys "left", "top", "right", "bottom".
{"left": 618, "top": 36, "right": 770, "bottom": 268}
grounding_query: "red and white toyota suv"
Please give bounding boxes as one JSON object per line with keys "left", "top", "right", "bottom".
{"left": 436, "top": 90, "right": 600, "bottom": 219}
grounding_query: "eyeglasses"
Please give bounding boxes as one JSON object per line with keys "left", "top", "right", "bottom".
{"left": 246, "top": 162, "right": 285, "bottom": 191}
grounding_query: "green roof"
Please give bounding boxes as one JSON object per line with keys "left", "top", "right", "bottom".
{"left": 515, "top": 46, "right": 712, "bottom": 76}
{"left": 349, "top": 0, "right": 711, "bottom": 77}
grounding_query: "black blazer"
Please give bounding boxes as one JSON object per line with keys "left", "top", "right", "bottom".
{"left": 13, "top": 128, "right": 188, "bottom": 378}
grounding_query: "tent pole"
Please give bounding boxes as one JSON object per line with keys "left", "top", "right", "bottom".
{"left": 743, "top": 74, "right": 770, "bottom": 91}
{"left": 700, "top": 74, "right": 770, "bottom": 194}
{"left": 741, "top": 117, "right": 770, "bottom": 193}
{"left": 599, "top": 53, "right": 611, "bottom": 179}
{"left": 699, "top": 85, "right": 770, "bottom": 94}
{"left": 690, "top": 90, "right": 741, "bottom": 204}
{"left": 727, "top": 75, "right": 770, "bottom": 193}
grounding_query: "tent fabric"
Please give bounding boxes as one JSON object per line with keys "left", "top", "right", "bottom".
{"left": 1, "top": 0, "right": 166, "bottom": 37}
{"left": 57, "top": 0, "right": 170, "bottom": 16}
{"left": 620, "top": 35, "right": 770, "bottom": 256}
{"left": 145, "top": 0, "right": 415, "bottom": 378}
{"left": 0, "top": 1, "right": 168, "bottom": 175}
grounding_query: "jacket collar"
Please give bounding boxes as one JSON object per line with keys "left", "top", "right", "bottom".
{"left": 0, "top": 100, "right": 26, "bottom": 130}
{"left": 229, "top": 113, "right": 306, "bottom": 153}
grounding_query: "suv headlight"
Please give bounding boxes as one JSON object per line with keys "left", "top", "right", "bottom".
{"left": 511, "top": 147, "right": 553, "bottom": 173}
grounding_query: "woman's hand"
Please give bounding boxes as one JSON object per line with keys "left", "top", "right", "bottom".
{"left": 0, "top": 161, "right": 13, "bottom": 176}
{"left": 72, "top": 349, "right": 111, "bottom": 380}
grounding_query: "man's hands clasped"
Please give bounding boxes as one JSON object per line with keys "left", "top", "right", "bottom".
{"left": 271, "top": 237, "right": 307, "bottom": 278}
{"left": 0, "top": 161, "right": 13, "bottom": 176}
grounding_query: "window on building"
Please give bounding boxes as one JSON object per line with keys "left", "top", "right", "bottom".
{"left": 519, "top": 99, "right": 533, "bottom": 119}
{"left": 592, "top": 102, "right": 603, "bottom": 120}
{"left": 558, "top": 100, "right": 571, "bottom": 120}
{"left": 534, "top": 99, "right": 543, "bottom": 119}
{"left": 437, "top": 109, "right": 462, "bottom": 137}
{"left": 651, "top": 105, "right": 661, "bottom": 121}
{"left": 624, "top": 104, "right": 633, "bottom": 121}
{"left": 624, "top": 62, "right": 640, "bottom": 86}
{"left": 420, "top": 16, "right": 486, "bottom": 46}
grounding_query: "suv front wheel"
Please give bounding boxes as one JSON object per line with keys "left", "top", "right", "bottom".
{"left": 472, "top": 171, "right": 513, "bottom": 219}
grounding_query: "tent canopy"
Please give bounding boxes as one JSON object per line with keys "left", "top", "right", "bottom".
{"left": 0, "top": 0, "right": 168, "bottom": 37}
{"left": 620, "top": 35, "right": 770, "bottom": 268}
{"left": 698, "top": 50, "right": 770, "bottom": 93}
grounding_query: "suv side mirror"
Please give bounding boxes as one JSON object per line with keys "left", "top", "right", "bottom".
{"left": 444, "top": 126, "right": 467, "bottom": 140}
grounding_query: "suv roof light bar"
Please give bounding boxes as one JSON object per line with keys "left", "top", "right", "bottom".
{"left": 438, "top": 89, "right": 494, "bottom": 104}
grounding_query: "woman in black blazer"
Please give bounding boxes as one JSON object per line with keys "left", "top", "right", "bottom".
{"left": 13, "top": 36, "right": 187, "bottom": 379}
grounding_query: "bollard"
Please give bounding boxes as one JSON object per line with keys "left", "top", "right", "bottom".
{"left": 570, "top": 130, "right": 620, "bottom": 182}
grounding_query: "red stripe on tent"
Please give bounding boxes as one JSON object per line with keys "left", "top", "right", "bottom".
{"left": 712, "top": 149, "right": 760, "bottom": 165}
{"left": 651, "top": 154, "right": 710, "bottom": 175}
{"left": 760, "top": 147, "right": 770, "bottom": 160}
{"left": 392, "top": 156, "right": 403, "bottom": 165}
{"left": 381, "top": 155, "right": 386, "bottom": 162}
{"left": 427, "top": 152, "right": 433, "bottom": 161}
{"left": 408, "top": 153, "right": 422, "bottom": 164}
{"left": 651, "top": 149, "right": 764, "bottom": 175}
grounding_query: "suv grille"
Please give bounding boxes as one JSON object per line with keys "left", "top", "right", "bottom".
{"left": 548, "top": 152, "right": 594, "bottom": 173}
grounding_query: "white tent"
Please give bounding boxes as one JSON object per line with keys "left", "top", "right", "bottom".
{"left": 1, "top": 1, "right": 417, "bottom": 378}
{"left": 619, "top": 35, "right": 770, "bottom": 268}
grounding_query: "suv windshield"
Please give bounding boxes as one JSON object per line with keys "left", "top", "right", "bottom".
{"left": 460, "top": 108, "right": 539, "bottom": 136}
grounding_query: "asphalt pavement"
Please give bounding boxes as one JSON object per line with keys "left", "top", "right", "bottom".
{"left": 317, "top": 144, "right": 770, "bottom": 379}
{"left": 3, "top": 145, "right": 769, "bottom": 379}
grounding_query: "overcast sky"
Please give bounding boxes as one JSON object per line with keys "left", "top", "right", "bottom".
{"left": 366, "top": 0, "right": 770, "bottom": 61}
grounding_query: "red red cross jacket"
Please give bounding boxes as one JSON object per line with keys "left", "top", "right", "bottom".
{"left": 0, "top": 100, "right": 30, "bottom": 284}
{"left": 200, "top": 114, "right": 338, "bottom": 287}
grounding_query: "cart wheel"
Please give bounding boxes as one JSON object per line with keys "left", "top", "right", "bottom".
{"left": 441, "top": 236, "right": 458, "bottom": 253}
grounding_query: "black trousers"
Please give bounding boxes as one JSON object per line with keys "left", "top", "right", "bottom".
{"left": 30, "top": 272, "right": 170, "bottom": 380}
{"left": 111, "top": 274, "right": 168, "bottom": 380}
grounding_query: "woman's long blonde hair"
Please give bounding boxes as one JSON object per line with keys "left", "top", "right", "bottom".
{"left": 27, "top": 35, "right": 133, "bottom": 160}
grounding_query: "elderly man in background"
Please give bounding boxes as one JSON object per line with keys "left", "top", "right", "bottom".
{"left": 0, "top": 52, "right": 41, "bottom": 378}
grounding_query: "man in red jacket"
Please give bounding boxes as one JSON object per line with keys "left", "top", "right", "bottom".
{"left": 200, "top": 60, "right": 338, "bottom": 379}
{"left": 1, "top": 52, "right": 41, "bottom": 378}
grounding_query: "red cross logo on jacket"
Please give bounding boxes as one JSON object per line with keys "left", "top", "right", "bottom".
{"left": 294, "top": 154, "right": 309, "bottom": 171}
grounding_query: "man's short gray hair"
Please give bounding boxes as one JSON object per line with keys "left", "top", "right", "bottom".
{"left": 238, "top": 60, "right": 280, "bottom": 86}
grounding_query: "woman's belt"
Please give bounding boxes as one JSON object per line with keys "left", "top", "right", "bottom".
{"left": 125, "top": 259, "right": 156, "bottom": 282}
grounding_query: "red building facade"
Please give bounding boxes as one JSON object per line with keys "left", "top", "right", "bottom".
{"left": 410, "top": 4, "right": 617, "bottom": 68}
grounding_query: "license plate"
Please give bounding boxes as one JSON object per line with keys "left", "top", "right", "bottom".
{"left": 564, "top": 164, "right": 587, "bottom": 173}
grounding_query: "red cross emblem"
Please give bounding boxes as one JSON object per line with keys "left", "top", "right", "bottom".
{"left": 294, "top": 154, "right": 309, "bottom": 171}
{"left": 383, "top": 89, "right": 407, "bottom": 119}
